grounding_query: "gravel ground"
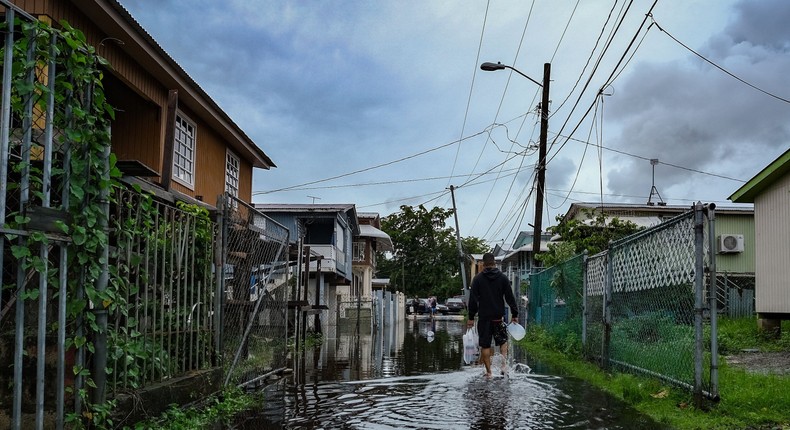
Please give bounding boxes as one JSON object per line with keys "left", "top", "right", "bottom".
{"left": 724, "top": 351, "right": 790, "bottom": 375}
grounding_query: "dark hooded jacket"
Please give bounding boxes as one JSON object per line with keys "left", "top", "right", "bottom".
{"left": 468, "top": 267, "right": 518, "bottom": 321}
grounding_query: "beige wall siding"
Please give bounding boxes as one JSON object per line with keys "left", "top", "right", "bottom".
{"left": 754, "top": 174, "right": 790, "bottom": 314}
{"left": 714, "top": 215, "right": 755, "bottom": 273}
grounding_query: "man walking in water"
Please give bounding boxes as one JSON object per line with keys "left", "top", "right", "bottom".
{"left": 467, "top": 252, "right": 519, "bottom": 377}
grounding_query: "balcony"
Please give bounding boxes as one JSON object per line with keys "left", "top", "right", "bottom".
{"left": 309, "top": 244, "right": 346, "bottom": 274}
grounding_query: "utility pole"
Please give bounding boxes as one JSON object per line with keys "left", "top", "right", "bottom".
{"left": 531, "top": 63, "right": 550, "bottom": 271}
{"left": 480, "top": 61, "right": 551, "bottom": 271}
{"left": 449, "top": 185, "right": 468, "bottom": 300}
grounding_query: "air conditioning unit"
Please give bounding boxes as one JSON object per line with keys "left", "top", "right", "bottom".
{"left": 718, "top": 234, "right": 744, "bottom": 253}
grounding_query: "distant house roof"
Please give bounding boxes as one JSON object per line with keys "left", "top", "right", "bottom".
{"left": 358, "top": 224, "right": 394, "bottom": 252}
{"left": 358, "top": 212, "right": 381, "bottom": 220}
{"left": 255, "top": 203, "right": 356, "bottom": 213}
{"left": 729, "top": 148, "right": 790, "bottom": 203}
{"left": 511, "top": 231, "right": 553, "bottom": 249}
{"left": 372, "top": 278, "right": 390, "bottom": 289}
{"left": 502, "top": 242, "right": 551, "bottom": 263}
{"left": 562, "top": 202, "right": 752, "bottom": 222}
{"left": 84, "top": 0, "right": 275, "bottom": 169}
{"left": 255, "top": 203, "right": 359, "bottom": 233}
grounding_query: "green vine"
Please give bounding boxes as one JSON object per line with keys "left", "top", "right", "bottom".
{"left": 4, "top": 17, "right": 220, "bottom": 429}
{"left": 3, "top": 17, "right": 119, "bottom": 428}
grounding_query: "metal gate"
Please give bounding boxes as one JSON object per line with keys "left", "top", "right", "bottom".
{"left": 0, "top": 5, "right": 112, "bottom": 428}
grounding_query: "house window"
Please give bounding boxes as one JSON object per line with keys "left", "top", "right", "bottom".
{"left": 173, "top": 112, "right": 196, "bottom": 187}
{"left": 353, "top": 242, "right": 365, "bottom": 262}
{"left": 226, "top": 151, "right": 240, "bottom": 199}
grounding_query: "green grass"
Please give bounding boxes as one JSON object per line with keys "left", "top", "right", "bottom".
{"left": 521, "top": 318, "right": 790, "bottom": 429}
{"left": 128, "top": 386, "right": 260, "bottom": 430}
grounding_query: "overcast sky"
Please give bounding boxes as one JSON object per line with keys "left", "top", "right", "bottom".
{"left": 119, "top": 0, "right": 789, "bottom": 248}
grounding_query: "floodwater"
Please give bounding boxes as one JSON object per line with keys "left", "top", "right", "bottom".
{"left": 235, "top": 318, "right": 670, "bottom": 429}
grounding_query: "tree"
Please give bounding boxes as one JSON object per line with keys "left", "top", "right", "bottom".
{"left": 462, "top": 236, "right": 489, "bottom": 255}
{"left": 538, "top": 210, "right": 643, "bottom": 267}
{"left": 377, "top": 205, "right": 475, "bottom": 300}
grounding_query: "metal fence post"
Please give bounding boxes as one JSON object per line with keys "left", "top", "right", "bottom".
{"left": 693, "top": 202, "right": 705, "bottom": 406}
{"left": 603, "top": 250, "right": 612, "bottom": 371}
{"left": 214, "top": 194, "right": 226, "bottom": 364}
{"left": 707, "top": 203, "right": 719, "bottom": 399}
{"left": 582, "top": 250, "right": 588, "bottom": 352}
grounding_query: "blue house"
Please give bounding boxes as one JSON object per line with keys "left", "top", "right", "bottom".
{"left": 254, "top": 203, "right": 359, "bottom": 330}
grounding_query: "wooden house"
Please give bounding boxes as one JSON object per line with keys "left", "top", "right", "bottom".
{"left": 9, "top": 0, "right": 275, "bottom": 207}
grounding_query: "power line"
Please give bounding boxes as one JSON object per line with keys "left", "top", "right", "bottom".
{"left": 651, "top": 15, "right": 790, "bottom": 105}
{"left": 253, "top": 128, "right": 491, "bottom": 195}
{"left": 262, "top": 166, "right": 526, "bottom": 192}
{"left": 466, "top": 1, "right": 539, "bottom": 234}
{"left": 447, "top": 0, "right": 493, "bottom": 189}
{"left": 557, "top": 133, "right": 747, "bottom": 183}
{"left": 546, "top": 0, "right": 658, "bottom": 167}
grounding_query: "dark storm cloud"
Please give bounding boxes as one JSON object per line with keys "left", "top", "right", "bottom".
{"left": 724, "top": 0, "right": 790, "bottom": 52}
{"left": 603, "top": 0, "right": 790, "bottom": 204}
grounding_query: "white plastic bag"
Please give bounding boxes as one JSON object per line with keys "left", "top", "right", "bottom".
{"left": 462, "top": 326, "right": 479, "bottom": 364}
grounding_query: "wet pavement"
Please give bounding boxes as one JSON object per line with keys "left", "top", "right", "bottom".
{"left": 235, "top": 319, "right": 670, "bottom": 429}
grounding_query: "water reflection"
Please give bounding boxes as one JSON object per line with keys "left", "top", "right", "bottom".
{"left": 237, "top": 319, "right": 669, "bottom": 429}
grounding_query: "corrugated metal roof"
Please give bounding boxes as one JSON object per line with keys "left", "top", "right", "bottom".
{"left": 103, "top": 0, "right": 275, "bottom": 169}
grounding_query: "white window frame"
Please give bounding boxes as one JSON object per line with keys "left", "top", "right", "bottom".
{"left": 352, "top": 241, "right": 365, "bottom": 262}
{"left": 225, "top": 150, "right": 240, "bottom": 200}
{"left": 172, "top": 111, "right": 196, "bottom": 189}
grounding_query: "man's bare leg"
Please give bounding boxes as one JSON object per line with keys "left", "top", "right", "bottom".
{"left": 499, "top": 342, "right": 509, "bottom": 374}
{"left": 480, "top": 347, "right": 492, "bottom": 376}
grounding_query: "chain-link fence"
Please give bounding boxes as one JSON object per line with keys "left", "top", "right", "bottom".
{"left": 217, "top": 194, "right": 290, "bottom": 386}
{"left": 531, "top": 204, "right": 718, "bottom": 401}
{"left": 588, "top": 205, "right": 716, "bottom": 399}
{"left": 528, "top": 254, "right": 584, "bottom": 327}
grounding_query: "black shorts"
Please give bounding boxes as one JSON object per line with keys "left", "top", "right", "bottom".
{"left": 477, "top": 318, "right": 508, "bottom": 348}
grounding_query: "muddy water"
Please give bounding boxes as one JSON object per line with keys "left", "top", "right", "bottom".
{"left": 236, "top": 318, "right": 670, "bottom": 429}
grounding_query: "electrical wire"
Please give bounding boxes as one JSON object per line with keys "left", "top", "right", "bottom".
{"left": 557, "top": 133, "right": 747, "bottom": 183}
{"left": 268, "top": 166, "right": 526, "bottom": 192}
{"left": 551, "top": 0, "right": 625, "bottom": 118}
{"left": 466, "top": 0, "right": 538, "bottom": 235}
{"left": 651, "top": 15, "right": 790, "bottom": 105}
{"left": 253, "top": 128, "right": 491, "bottom": 195}
{"left": 546, "top": 0, "right": 658, "bottom": 167}
{"left": 446, "top": 0, "right": 493, "bottom": 189}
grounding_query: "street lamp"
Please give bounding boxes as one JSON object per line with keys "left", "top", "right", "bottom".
{"left": 480, "top": 61, "right": 551, "bottom": 271}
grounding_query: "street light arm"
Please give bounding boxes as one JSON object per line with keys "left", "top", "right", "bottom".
{"left": 480, "top": 61, "right": 542, "bottom": 88}
{"left": 481, "top": 61, "right": 551, "bottom": 271}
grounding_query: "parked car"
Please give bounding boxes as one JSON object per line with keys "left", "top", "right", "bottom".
{"left": 407, "top": 298, "right": 448, "bottom": 315}
{"left": 445, "top": 297, "right": 466, "bottom": 314}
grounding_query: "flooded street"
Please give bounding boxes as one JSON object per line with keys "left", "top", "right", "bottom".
{"left": 236, "top": 319, "right": 669, "bottom": 429}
